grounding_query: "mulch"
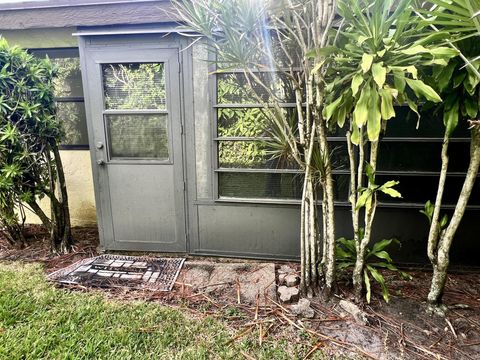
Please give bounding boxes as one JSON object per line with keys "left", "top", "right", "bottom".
{"left": 1, "top": 225, "right": 479, "bottom": 360}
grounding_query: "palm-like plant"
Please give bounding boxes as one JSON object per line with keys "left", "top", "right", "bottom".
{"left": 324, "top": 0, "right": 458, "bottom": 300}
{"left": 173, "top": 0, "right": 338, "bottom": 296}
{"left": 415, "top": 0, "right": 480, "bottom": 313}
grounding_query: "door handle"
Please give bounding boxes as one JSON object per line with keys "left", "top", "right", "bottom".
{"left": 97, "top": 159, "right": 106, "bottom": 166}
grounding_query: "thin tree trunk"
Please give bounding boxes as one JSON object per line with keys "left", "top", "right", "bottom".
{"left": 52, "top": 144, "right": 72, "bottom": 253}
{"left": 428, "top": 126, "right": 480, "bottom": 310}
{"left": 353, "top": 140, "right": 379, "bottom": 301}
{"left": 427, "top": 133, "right": 450, "bottom": 264}
{"left": 317, "top": 119, "right": 336, "bottom": 296}
{"left": 300, "top": 172, "right": 320, "bottom": 296}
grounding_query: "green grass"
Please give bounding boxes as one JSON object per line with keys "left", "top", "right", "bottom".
{"left": 0, "top": 262, "right": 341, "bottom": 360}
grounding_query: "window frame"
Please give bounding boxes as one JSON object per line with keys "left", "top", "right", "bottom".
{"left": 29, "top": 47, "right": 89, "bottom": 150}
{"left": 210, "top": 65, "right": 480, "bottom": 209}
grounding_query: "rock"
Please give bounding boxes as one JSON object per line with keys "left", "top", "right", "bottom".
{"left": 285, "top": 274, "right": 299, "bottom": 287}
{"left": 291, "top": 299, "right": 315, "bottom": 319}
{"left": 278, "top": 273, "right": 287, "bottom": 286}
{"left": 278, "top": 265, "right": 295, "bottom": 275}
{"left": 339, "top": 300, "right": 368, "bottom": 325}
{"left": 278, "top": 285, "right": 300, "bottom": 303}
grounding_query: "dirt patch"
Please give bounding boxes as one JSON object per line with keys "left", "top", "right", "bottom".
{"left": 1, "top": 225, "right": 480, "bottom": 359}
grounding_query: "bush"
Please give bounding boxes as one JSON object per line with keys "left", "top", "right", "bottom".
{"left": 0, "top": 39, "right": 72, "bottom": 252}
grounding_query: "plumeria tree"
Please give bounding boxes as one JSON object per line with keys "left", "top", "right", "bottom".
{"left": 416, "top": 0, "right": 480, "bottom": 313}
{"left": 324, "top": 0, "right": 458, "bottom": 301}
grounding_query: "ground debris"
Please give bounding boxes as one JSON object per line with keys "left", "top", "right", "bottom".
{"left": 1, "top": 226, "right": 480, "bottom": 360}
{"left": 291, "top": 298, "right": 315, "bottom": 319}
{"left": 339, "top": 299, "right": 369, "bottom": 325}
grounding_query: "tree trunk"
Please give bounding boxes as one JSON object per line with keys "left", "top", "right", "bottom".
{"left": 52, "top": 144, "right": 73, "bottom": 253}
{"left": 300, "top": 172, "right": 319, "bottom": 296}
{"left": 427, "top": 126, "right": 480, "bottom": 310}
{"left": 316, "top": 119, "right": 336, "bottom": 297}
{"left": 427, "top": 134, "right": 450, "bottom": 265}
{"left": 353, "top": 140, "right": 379, "bottom": 301}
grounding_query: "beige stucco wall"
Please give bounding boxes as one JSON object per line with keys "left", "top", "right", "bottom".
{"left": 24, "top": 150, "right": 97, "bottom": 226}
{"left": 0, "top": 27, "right": 78, "bottom": 48}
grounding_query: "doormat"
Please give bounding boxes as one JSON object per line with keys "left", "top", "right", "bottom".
{"left": 48, "top": 254, "right": 185, "bottom": 292}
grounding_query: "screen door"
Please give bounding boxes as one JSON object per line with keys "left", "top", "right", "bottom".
{"left": 83, "top": 47, "right": 186, "bottom": 252}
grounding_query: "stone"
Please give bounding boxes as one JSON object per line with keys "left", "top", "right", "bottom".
{"left": 278, "top": 285, "right": 300, "bottom": 303}
{"left": 278, "top": 273, "right": 287, "bottom": 286}
{"left": 291, "top": 299, "right": 315, "bottom": 319}
{"left": 278, "top": 265, "right": 295, "bottom": 275}
{"left": 285, "top": 274, "right": 300, "bottom": 287}
{"left": 179, "top": 262, "right": 276, "bottom": 305}
{"left": 339, "top": 300, "right": 368, "bottom": 325}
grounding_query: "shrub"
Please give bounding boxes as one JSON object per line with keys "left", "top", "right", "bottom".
{"left": 0, "top": 39, "right": 72, "bottom": 252}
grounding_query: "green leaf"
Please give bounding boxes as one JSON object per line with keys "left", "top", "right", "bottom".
{"left": 353, "top": 84, "right": 370, "bottom": 127}
{"left": 372, "top": 250, "right": 393, "bottom": 263}
{"left": 400, "top": 44, "right": 429, "bottom": 55}
{"left": 351, "top": 125, "right": 360, "bottom": 145}
{"left": 444, "top": 98, "right": 459, "bottom": 137}
{"left": 465, "top": 97, "right": 478, "bottom": 119}
{"left": 337, "top": 237, "right": 357, "bottom": 254}
{"left": 367, "top": 266, "right": 390, "bottom": 303}
{"left": 379, "top": 180, "right": 402, "bottom": 198}
{"left": 356, "top": 188, "right": 372, "bottom": 210}
{"left": 325, "top": 95, "right": 343, "bottom": 121}
{"left": 430, "top": 47, "right": 459, "bottom": 58}
{"left": 420, "top": 200, "right": 434, "bottom": 223}
{"left": 405, "top": 78, "right": 442, "bottom": 103}
{"left": 379, "top": 88, "right": 396, "bottom": 120}
{"left": 453, "top": 72, "right": 467, "bottom": 88}
{"left": 393, "top": 70, "right": 406, "bottom": 92}
{"left": 435, "top": 62, "right": 456, "bottom": 92}
{"left": 365, "top": 163, "right": 375, "bottom": 185}
{"left": 364, "top": 270, "right": 371, "bottom": 304}
{"left": 361, "top": 53, "right": 374, "bottom": 73}
{"left": 370, "top": 238, "right": 394, "bottom": 254}
{"left": 357, "top": 35, "right": 369, "bottom": 45}
{"left": 440, "top": 214, "right": 448, "bottom": 228}
{"left": 351, "top": 73, "right": 363, "bottom": 97}
{"left": 372, "top": 63, "right": 387, "bottom": 88}
{"left": 367, "top": 89, "right": 381, "bottom": 141}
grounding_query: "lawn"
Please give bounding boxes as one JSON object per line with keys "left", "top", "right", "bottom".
{"left": 0, "top": 262, "right": 334, "bottom": 360}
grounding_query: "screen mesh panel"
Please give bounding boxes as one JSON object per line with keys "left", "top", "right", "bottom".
{"left": 106, "top": 114, "right": 169, "bottom": 159}
{"left": 103, "top": 63, "right": 166, "bottom": 110}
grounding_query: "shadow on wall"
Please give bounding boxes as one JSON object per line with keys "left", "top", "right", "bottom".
{"left": 24, "top": 150, "right": 97, "bottom": 227}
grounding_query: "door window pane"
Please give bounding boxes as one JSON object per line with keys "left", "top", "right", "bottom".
{"left": 103, "top": 63, "right": 166, "bottom": 110}
{"left": 106, "top": 114, "right": 169, "bottom": 159}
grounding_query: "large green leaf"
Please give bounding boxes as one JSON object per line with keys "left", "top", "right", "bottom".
{"left": 444, "top": 97, "right": 460, "bottom": 137}
{"left": 405, "top": 78, "right": 442, "bottom": 102}
{"left": 370, "top": 238, "right": 395, "bottom": 254}
{"left": 351, "top": 73, "right": 364, "bottom": 96}
{"left": 367, "top": 265, "right": 390, "bottom": 302}
{"left": 353, "top": 83, "right": 370, "bottom": 127}
{"left": 325, "top": 95, "right": 343, "bottom": 121}
{"left": 367, "top": 89, "right": 382, "bottom": 141}
{"left": 361, "top": 53, "right": 374, "bottom": 73}
{"left": 372, "top": 63, "right": 387, "bottom": 87}
{"left": 379, "top": 88, "right": 396, "bottom": 120}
